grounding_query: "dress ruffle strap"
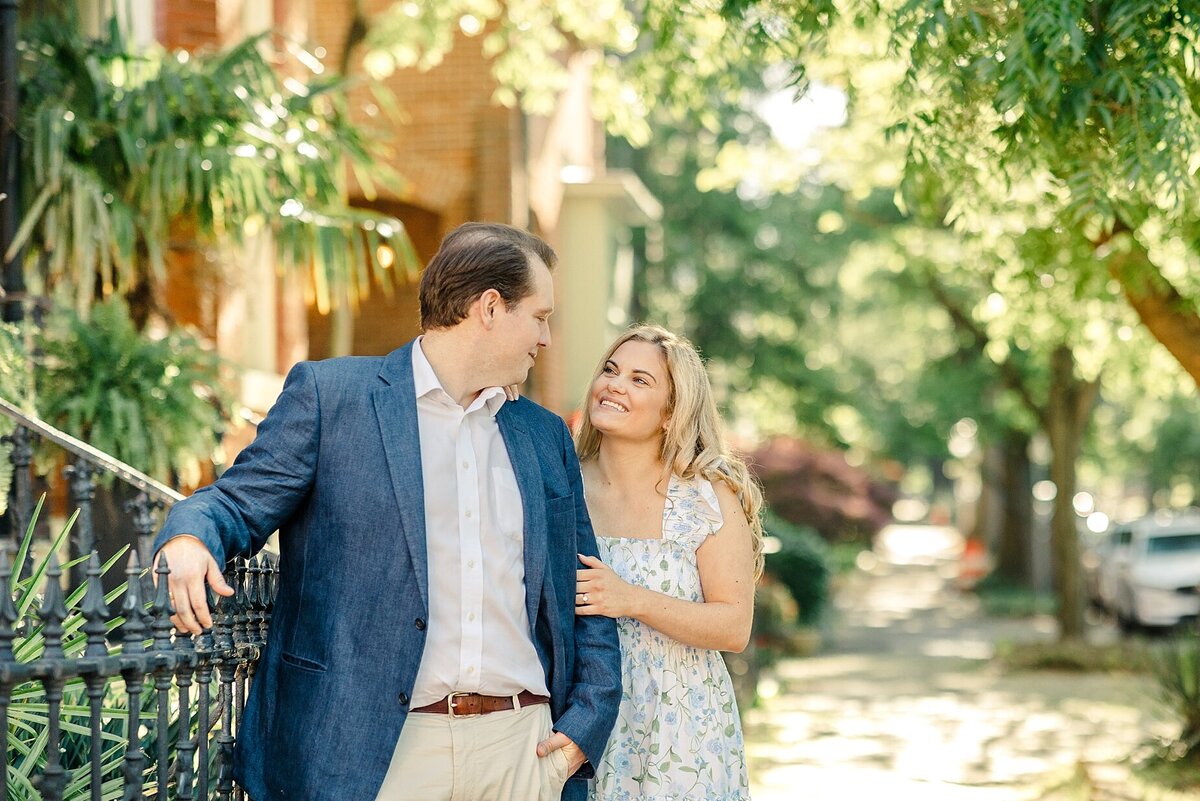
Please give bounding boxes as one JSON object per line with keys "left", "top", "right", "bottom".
{"left": 663, "top": 473, "right": 725, "bottom": 549}
{"left": 695, "top": 475, "right": 725, "bottom": 534}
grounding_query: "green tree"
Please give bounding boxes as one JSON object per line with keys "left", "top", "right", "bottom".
{"left": 629, "top": 6, "right": 1186, "bottom": 639}
{"left": 1084, "top": 335, "right": 1200, "bottom": 510}
{"left": 877, "top": 0, "right": 1200, "bottom": 384}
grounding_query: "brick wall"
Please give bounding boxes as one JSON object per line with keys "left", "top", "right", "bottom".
{"left": 312, "top": 1, "right": 516, "bottom": 230}
{"left": 156, "top": 2, "right": 219, "bottom": 344}
{"left": 155, "top": 0, "right": 218, "bottom": 52}
{"left": 156, "top": 0, "right": 315, "bottom": 382}
{"left": 306, "top": 1, "right": 527, "bottom": 364}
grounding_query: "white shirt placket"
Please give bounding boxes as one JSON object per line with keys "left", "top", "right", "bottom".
{"left": 456, "top": 412, "right": 485, "bottom": 691}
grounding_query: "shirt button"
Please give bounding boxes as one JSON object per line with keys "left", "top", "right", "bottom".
{"left": 414, "top": 618, "right": 426, "bottom": 631}
{"left": 467, "top": 560, "right": 475, "bottom": 569}
{"left": 463, "top": 461, "right": 470, "bottom": 469}
{"left": 398, "top": 692, "right": 409, "bottom": 705}
{"left": 468, "top": 612, "right": 476, "bottom": 622}
{"left": 465, "top": 510, "right": 472, "bottom": 518}
{"left": 467, "top": 666, "right": 475, "bottom": 674}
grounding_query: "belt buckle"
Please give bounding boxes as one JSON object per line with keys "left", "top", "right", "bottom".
{"left": 447, "top": 691, "right": 481, "bottom": 718}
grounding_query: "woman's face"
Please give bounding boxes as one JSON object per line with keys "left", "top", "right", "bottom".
{"left": 588, "top": 339, "right": 671, "bottom": 442}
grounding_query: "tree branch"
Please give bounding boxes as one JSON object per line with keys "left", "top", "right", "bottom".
{"left": 1095, "top": 221, "right": 1200, "bottom": 388}
{"left": 921, "top": 273, "right": 1048, "bottom": 428}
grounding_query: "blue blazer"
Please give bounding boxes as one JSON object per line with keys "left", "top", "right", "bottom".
{"left": 154, "top": 342, "right": 622, "bottom": 801}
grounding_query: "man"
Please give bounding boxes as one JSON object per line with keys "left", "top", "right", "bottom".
{"left": 155, "top": 222, "right": 621, "bottom": 801}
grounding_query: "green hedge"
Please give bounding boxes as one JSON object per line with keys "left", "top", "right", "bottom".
{"left": 762, "top": 512, "right": 830, "bottom": 627}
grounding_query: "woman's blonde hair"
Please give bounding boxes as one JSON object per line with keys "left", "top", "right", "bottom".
{"left": 575, "top": 325, "right": 765, "bottom": 579}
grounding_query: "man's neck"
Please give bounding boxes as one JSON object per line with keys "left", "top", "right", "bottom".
{"left": 419, "top": 331, "right": 491, "bottom": 408}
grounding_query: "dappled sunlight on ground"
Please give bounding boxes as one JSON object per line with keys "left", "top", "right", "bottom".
{"left": 745, "top": 563, "right": 1172, "bottom": 801}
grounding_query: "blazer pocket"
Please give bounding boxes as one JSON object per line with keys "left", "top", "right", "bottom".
{"left": 280, "top": 651, "right": 328, "bottom": 674}
{"left": 545, "top": 494, "right": 575, "bottom": 522}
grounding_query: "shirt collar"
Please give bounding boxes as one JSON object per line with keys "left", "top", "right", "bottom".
{"left": 413, "top": 337, "right": 507, "bottom": 416}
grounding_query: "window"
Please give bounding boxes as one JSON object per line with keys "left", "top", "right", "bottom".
{"left": 1145, "top": 533, "right": 1200, "bottom": 555}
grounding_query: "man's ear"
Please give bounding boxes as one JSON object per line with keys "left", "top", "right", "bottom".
{"left": 477, "top": 288, "right": 504, "bottom": 328}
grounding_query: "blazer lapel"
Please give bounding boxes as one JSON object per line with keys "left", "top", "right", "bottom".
{"left": 373, "top": 343, "right": 429, "bottom": 607}
{"left": 497, "top": 408, "right": 547, "bottom": 626}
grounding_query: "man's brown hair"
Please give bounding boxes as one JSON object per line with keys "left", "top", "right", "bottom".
{"left": 419, "top": 222, "right": 557, "bottom": 330}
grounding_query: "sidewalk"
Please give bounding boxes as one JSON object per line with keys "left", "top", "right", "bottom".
{"left": 745, "top": 561, "right": 1176, "bottom": 801}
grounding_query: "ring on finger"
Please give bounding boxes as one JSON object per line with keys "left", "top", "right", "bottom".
{"left": 582, "top": 593, "right": 589, "bottom": 603}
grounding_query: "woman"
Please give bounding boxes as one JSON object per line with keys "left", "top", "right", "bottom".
{"left": 574, "top": 325, "right": 764, "bottom": 801}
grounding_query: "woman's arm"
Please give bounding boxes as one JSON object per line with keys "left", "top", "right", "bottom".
{"left": 575, "top": 481, "right": 756, "bottom": 652}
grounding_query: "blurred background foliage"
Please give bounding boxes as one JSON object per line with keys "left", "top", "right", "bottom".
{"left": 599, "top": 0, "right": 1200, "bottom": 643}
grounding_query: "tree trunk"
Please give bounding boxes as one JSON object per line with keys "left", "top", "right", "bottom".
{"left": 996, "top": 428, "right": 1033, "bottom": 587}
{"left": 970, "top": 443, "right": 996, "bottom": 543}
{"left": 1120, "top": 277, "right": 1200, "bottom": 388}
{"left": 1046, "top": 345, "right": 1099, "bottom": 641}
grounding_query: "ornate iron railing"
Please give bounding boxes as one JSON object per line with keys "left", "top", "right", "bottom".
{"left": 1, "top": 550, "right": 277, "bottom": 800}
{"left": 0, "top": 398, "right": 273, "bottom": 800}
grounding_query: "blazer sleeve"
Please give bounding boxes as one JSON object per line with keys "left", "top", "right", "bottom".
{"left": 549, "top": 419, "right": 622, "bottom": 768}
{"left": 152, "top": 361, "right": 322, "bottom": 566}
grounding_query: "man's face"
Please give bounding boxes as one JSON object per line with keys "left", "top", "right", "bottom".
{"left": 492, "top": 256, "right": 554, "bottom": 386}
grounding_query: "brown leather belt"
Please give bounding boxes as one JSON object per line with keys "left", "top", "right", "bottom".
{"left": 410, "top": 690, "right": 550, "bottom": 717}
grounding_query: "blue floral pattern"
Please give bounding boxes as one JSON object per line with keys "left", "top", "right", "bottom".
{"left": 588, "top": 473, "right": 750, "bottom": 801}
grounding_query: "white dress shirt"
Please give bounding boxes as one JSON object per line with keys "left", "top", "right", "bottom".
{"left": 408, "top": 338, "right": 549, "bottom": 707}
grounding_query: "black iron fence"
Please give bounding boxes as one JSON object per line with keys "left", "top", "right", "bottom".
{"left": 0, "top": 397, "right": 274, "bottom": 800}
{"left": 2, "top": 550, "right": 277, "bottom": 800}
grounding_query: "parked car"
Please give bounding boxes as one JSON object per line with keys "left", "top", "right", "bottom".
{"left": 1096, "top": 510, "right": 1200, "bottom": 632}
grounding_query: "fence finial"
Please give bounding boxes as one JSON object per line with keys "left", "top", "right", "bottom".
{"left": 121, "top": 551, "right": 147, "bottom": 650}
{"left": 39, "top": 551, "right": 69, "bottom": 660}
{"left": 81, "top": 551, "right": 110, "bottom": 659}
{"left": 151, "top": 551, "right": 175, "bottom": 651}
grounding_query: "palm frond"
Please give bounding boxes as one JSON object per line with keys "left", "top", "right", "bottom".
{"left": 16, "top": 16, "right": 418, "bottom": 317}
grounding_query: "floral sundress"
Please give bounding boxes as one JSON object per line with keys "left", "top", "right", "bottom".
{"left": 588, "top": 473, "right": 750, "bottom": 801}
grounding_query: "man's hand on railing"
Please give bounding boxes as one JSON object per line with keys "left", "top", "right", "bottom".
{"left": 153, "top": 536, "right": 235, "bottom": 635}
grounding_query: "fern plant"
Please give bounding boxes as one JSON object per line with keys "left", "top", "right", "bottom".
{"left": 34, "top": 296, "right": 230, "bottom": 487}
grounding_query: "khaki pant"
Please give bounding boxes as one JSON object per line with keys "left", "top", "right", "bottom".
{"left": 374, "top": 703, "right": 571, "bottom": 801}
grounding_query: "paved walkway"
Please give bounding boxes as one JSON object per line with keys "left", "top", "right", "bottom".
{"left": 745, "top": 561, "right": 1177, "bottom": 801}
